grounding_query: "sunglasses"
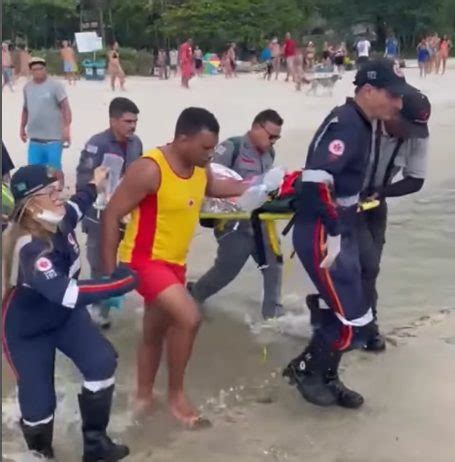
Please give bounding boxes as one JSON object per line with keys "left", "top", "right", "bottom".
{"left": 260, "top": 124, "right": 281, "bottom": 142}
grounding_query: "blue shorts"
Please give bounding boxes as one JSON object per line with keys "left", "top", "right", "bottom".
{"left": 28, "top": 140, "right": 63, "bottom": 170}
{"left": 63, "top": 61, "right": 74, "bottom": 73}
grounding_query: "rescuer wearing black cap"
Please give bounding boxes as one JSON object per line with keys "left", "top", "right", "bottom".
{"left": 282, "top": 58, "right": 414, "bottom": 409}
{"left": 357, "top": 91, "right": 432, "bottom": 351}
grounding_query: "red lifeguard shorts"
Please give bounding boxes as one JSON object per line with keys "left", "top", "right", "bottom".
{"left": 126, "top": 258, "right": 186, "bottom": 303}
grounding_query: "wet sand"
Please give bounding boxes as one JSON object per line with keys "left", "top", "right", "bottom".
{"left": 2, "top": 61, "right": 455, "bottom": 461}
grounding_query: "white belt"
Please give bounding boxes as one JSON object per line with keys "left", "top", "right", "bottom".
{"left": 336, "top": 194, "right": 359, "bottom": 207}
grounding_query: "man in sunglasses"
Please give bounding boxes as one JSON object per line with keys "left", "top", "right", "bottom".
{"left": 188, "top": 109, "right": 284, "bottom": 319}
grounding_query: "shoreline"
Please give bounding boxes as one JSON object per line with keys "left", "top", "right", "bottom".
{"left": 2, "top": 65, "right": 455, "bottom": 462}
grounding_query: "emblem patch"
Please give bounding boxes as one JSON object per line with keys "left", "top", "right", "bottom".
{"left": 328, "top": 140, "right": 345, "bottom": 156}
{"left": 35, "top": 257, "right": 53, "bottom": 272}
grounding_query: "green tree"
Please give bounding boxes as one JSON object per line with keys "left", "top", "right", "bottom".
{"left": 161, "top": 0, "right": 305, "bottom": 51}
{"left": 3, "top": 0, "right": 78, "bottom": 48}
{"left": 1, "top": 0, "right": 453, "bottom": 53}
{"left": 303, "top": 0, "right": 449, "bottom": 52}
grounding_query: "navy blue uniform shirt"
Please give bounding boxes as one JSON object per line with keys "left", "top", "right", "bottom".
{"left": 305, "top": 98, "right": 372, "bottom": 199}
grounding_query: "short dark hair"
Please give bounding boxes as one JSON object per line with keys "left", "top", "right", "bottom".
{"left": 253, "top": 109, "right": 284, "bottom": 127}
{"left": 109, "top": 97, "right": 139, "bottom": 118}
{"left": 175, "top": 107, "right": 220, "bottom": 137}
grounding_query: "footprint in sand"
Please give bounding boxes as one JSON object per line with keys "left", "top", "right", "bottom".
{"left": 386, "top": 309, "right": 452, "bottom": 346}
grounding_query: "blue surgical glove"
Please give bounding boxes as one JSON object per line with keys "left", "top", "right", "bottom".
{"left": 103, "top": 295, "right": 125, "bottom": 310}
{"left": 100, "top": 275, "right": 126, "bottom": 310}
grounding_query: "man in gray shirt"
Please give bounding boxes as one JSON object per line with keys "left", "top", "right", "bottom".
{"left": 358, "top": 91, "right": 431, "bottom": 351}
{"left": 20, "top": 57, "right": 72, "bottom": 171}
{"left": 76, "top": 97, "right": 143, "bottom": 328}
{"left": 188, "top": 109, "right": 284, "bottom": 319}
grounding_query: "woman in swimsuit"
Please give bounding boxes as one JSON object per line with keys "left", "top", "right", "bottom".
{"left": 417, "top": 38, "right": 430, "bottom": 78}
{"left": 439, "top": 35, "right": 452, "bottom": 75}
{"left": 108, "top": 42, "right": 125, "bottom": 91}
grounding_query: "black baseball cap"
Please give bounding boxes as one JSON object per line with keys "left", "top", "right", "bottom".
{"left": 400, "top": 91, "right": 431, "bottom": 138}
{"left": 354, "top": 58, "right": 416, "bottom": 96}
{"left": 10, "top": 165, "right": 58, "bottom": 202}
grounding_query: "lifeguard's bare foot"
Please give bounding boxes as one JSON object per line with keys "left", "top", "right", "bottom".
{"left": 133, "top": 392, "right": 156, "bottom": 416}
{"left": 169, "top": 392, "right": 211, "bottom": 429}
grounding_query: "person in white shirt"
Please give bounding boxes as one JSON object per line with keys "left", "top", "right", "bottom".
{"left": 169, "top": 48, "right": 178, "bottom": 77}
{"left": 356, "top": 37, "right": 371, "bottom": 68}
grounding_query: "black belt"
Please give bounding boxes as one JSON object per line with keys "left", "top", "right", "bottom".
{"left": 30, "top": 138, "right": 60, "bottom": 144}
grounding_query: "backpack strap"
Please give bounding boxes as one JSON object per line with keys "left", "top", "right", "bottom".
{"left": 226, "top": 136, "right": 243, "bottom": 168}
{"left": 383, "top": 138, "right": 404, "bottom": 187}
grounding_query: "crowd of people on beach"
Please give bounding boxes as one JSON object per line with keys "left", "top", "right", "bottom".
{"left": 417, "top": 33, "right": 452, "bottom": 77}
{"left": 0, "top": 31, "right": 440, "bottom": 461}
{"left": 3, "top": 30, "right": 453, "bottom": 95}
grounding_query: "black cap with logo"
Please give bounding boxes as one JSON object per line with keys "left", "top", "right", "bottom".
{"left": 354, "top": 58, "right": 417, "bottom": 96}
{"left": 10, "top": 165, "right": 58, "bottom": 202}
{"left": 400, "top": 91, "right": 431, "bottom": 138}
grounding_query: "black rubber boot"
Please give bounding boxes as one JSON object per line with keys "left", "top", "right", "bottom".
{"left": 364, "top": 322, "right": 386, "bottom": 352}
{"left": 283, "top": 335, "right": 364, "bottom": 408}
{"left": 20, "top": 418, "right": 54, "bottom": 459}
{"left": 78, "top": 386, "right": 129, "bottom": 462}
{"left": 305, "top": 294, "right": 322, "bottom": 327}
{"left": 283, "top": 335, "right": 336, "bottom": 406}
{"left": 324, "top": 351, "right": 364, "bottom": 409}
{"left": 305, "top": 294, "right": 333, "bottom": 328}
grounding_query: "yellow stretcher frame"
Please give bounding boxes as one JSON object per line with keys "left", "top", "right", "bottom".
{"left": 199, "top": 199, "right": 380, "bottom": 259}
{"left": 199, "top": 212, "right": 292, "bottom": 258}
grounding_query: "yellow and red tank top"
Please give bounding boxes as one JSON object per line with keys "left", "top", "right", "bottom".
{"left": 119, "top": 148, "right": 207, "bottom": 266}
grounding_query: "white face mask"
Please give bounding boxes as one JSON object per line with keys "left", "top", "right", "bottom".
{"left": 36, "top": 209, "right": 65, "bottom": 226}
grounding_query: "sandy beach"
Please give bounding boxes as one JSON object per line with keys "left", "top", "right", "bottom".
{"left": 2, "top": 61, "right": 455, "bottom": 462}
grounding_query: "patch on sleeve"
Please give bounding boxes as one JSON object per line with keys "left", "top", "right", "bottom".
{"left": 35, "top": 257, "right": 53, "bottom": 272}
{"left": 85, "top": 144, "right": 98, "bottom": 154}
{"left": 215, "top": 144, "right": 227, "bottom": 156}
{"left": 328, "top": 139, "right": 345, "bottom": 157}
{"left": 35, "top": 257, "right": 58, "bottom": 280}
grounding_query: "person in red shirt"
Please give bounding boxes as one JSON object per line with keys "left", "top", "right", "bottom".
{"left": 179, "top": 38, "right": 193, "bottom": 89}
{"left": 283, "top": 32, "right": 297, "bottom": 82}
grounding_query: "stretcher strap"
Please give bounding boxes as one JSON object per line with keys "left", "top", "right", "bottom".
{"left": 251, "top": 211, "right": 267, "bottom": 268}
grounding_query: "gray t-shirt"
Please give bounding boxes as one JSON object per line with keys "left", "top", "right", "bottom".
{"left": 213, "top": 134, "right": 275, "bottom": 179}
{"left": 23, "top": 78, "right": 67, "bottom": 140}
{"left": 364, "top": 122, "right": 429, "bottom": 190}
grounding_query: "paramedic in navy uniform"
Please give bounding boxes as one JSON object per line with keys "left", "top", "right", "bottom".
{"left": 2, "top": 164, "right": 137, "bottom": 461}
{"left": 283, "top": 59, "right": 416, "bottom": 409}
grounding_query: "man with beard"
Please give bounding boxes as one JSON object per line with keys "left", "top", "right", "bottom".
{"left": 101, "top": 107, "right": 282, "bottom": 427}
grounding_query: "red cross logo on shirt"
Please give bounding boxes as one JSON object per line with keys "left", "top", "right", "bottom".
{"left": 35, "top": 257, "right": 53, "bottom": 272}
{"left": 328, "top": 139, "right": 345, "bottom": 156}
